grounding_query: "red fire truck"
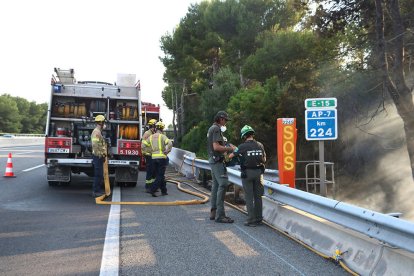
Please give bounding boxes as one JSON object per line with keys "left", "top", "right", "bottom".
{"left": 45, "top": 68, "right": 160, "bottom": 186}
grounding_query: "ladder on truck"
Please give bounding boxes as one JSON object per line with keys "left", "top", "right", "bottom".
{"left": 54, "top": 68, "right": 76, "bottom": 84}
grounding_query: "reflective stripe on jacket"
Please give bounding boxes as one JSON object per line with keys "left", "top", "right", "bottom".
{"left": 91, "top": 127, "right": 106, "bottom": 157}
{"left": 143, "top": 131, "right": 172, "bottom": 159}
{"left": 141, "top": 129, "right": 154, "bottom": 156}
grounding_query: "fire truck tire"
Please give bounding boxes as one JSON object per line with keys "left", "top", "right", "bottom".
{"left": 48, "top": 181, "right": 70, "bottom": 186}
{"left": 48, "top": 181, "right": 57, "bottom": 186}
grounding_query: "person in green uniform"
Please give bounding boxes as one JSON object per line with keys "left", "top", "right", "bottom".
{"left": 229, "top": 125, "right": 266, "bottom": 226}
{"left": 207, "top": 111, "right": 236, "bottom": 223}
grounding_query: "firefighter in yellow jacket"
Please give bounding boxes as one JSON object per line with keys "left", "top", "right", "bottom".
{"left": 142, "top": 121, "right": 172, "bottom": 197}
{"left": 141, "top": 119, "right": 157, "bottom": 192}
{"left": 91, "top": 115, "right": 107, "bottom": 197}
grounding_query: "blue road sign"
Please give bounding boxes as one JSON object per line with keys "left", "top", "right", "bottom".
{"left": 305, "top": 109, "right": 337, "bottom": 140}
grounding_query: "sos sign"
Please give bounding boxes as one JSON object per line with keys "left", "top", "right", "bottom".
{"left": 277, "top": 118, "right": 297, "bottom": 188}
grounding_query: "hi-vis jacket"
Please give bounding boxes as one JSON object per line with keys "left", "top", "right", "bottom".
{"left": 141, "top": 129, "right": 155, "bottom": 156}
{"left": 91, "top": 127, "right": 107, "bottom": 158}
{"left": 142, "top": 131, "right": 172, "bottom": 159}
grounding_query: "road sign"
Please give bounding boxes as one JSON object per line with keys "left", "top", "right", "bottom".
{"left": 305, "top": 98, "right": 337, "bottom": 109}
{"left": 305, "top": 109, "right": 337, "bottom": 140}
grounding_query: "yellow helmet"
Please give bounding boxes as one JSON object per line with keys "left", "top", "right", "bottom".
{"left": 148, "top": 119, "right": 157, "bottom": 126}
{"left": 155, "top": 121, "right": 165, "bottom": 130}
{"left": 95, "top": 114, "right": 106, "bottom": 122}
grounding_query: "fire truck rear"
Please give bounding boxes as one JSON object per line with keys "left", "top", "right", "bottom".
{"left": 45, "top": 68, "right": 159, "bottom": 186}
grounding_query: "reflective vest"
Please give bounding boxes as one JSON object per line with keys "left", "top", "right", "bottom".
{"left": 142, "top": 132, "right": 172, "bottom": 159}
{"left": 141, "top": 129, "right": 155, "bottom": 156}
{"left": 91, "top": 126, "right": 106, "bottom": 157}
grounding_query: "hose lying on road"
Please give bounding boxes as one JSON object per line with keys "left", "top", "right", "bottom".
{"left": 95, "top": 179, "right": 209, "bottom": 206}
{"left": 95, "top": 158, "right": 208, "bottom": 206}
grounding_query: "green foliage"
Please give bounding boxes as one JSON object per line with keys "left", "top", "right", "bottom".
{"left": 180, "top": 120, "right": 210, "bottom": 157}
{"left": 0, "top": 94, "right": 46, "bottom": 134}
{"left": 0, "top": 94, "right": 21, "bottom": 133}
{"left": 243, "top": 29, "right": 332, "bottom": 84}
{"left": 200, "top": 67, "right": 240, "bottom": 121}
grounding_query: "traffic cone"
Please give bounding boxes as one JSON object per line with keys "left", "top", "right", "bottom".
{"left": 4, "top": 153, "right": 16, "bottom": 178}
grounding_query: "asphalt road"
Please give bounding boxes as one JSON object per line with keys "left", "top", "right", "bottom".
{"left": 0, "top": 145, "right": 348, "bottom": 275}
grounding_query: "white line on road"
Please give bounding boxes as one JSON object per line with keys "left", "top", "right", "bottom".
{"left": 100, "top": 186, "right": 121, "bottom": 276}
{"left": 235, "top": 224, "right": 305, "bottom": 276}
{"left": 22, "top": 164, "right": 45, "bottom": 172}
{"left": 14, "top": 151, "right": 37, "bottom": 155}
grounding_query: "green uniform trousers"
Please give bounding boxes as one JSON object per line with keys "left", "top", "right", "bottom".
{"left": 210, "top": 162, "right": 229, "bottom": 219}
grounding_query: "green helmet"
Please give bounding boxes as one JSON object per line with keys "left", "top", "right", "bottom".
{"left": 240, "top": 125, "right": 255, "bottom": 139}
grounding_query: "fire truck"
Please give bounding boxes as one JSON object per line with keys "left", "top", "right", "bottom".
{"left": 45, "top": 68, "right": 160, "bottom": 186}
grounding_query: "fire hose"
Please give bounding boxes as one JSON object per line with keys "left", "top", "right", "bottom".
{"left": 94, "top": 157, "right": 208, "bottom": 205}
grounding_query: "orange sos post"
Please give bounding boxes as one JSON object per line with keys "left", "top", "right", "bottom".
{"left": 277, "top": 118, "right": 297, "bottom": 188}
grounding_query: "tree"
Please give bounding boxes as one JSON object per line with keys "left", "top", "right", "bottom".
{"left": 374, "top": 0, "right": 414, "bottom": 178}
{"left": 312, "top": 0, "right": 414, "bottom": 178}
{"left": 0, "top": 94, "right": 22, "bottom": 133}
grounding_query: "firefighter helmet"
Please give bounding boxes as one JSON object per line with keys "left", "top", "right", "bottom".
{"left": 148, "top": 119, "right": 157, "bottom": 126}
{"left": 240, "top": 125, "right": 255, "bottom": 139}
{"left": 95, "top": 115, "right": 106, "bottom": 122}
{"left": 156, "top": 121, "right": 165, "bottom": 130}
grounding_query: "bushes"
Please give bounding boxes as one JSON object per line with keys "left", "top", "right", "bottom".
{"left": 180, "top": 120, "right": 210, "bottom": 158}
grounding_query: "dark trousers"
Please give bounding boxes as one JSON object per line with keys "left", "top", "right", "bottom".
{"left": 242, "top": 169, "right": 264, "bottom": 223}
{"left": 145, "top": 155, "right": 155, "bottom": 190}
{"left": 92, "top": 156, "right": 104, "bottom": 194}
{"left": 151, "top": 158, "right": 168, "bottom": 194}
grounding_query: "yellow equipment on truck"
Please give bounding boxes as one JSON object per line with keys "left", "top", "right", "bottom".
{"left": 45, "top": 68, "right": 159, "bottom": 186}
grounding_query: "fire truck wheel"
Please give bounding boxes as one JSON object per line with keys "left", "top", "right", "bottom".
{"left": 48, "top": 181, "right": 57, "bottom": 187}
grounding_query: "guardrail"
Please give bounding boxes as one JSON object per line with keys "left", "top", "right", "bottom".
{"left": 168, "top": 147, "right": 414, "bottom": 254}
{"left": 0, "top": 133, "right": 45, "bottom": 137}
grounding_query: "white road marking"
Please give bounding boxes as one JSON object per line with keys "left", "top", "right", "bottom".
{"left": 22, "top": 164, "right": 45, "bottom": 172}
{"left": 235, "top": 224, "right": 305, "bottom": 276}
{"left": 100, "top": 186, "right": 121, "bottom": 276}
{"left": 14, "top": 151, "right": 37, "bottom": 155}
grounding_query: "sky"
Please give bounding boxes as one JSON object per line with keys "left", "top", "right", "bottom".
{"left": 0, "top": 0, "right": 201, "bottom": 126}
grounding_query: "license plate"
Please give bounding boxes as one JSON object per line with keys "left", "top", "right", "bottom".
{"left": 48, "top": 148, "right": 69, "bottom": 153}
{"left": 119, "top": 149, "right": 139, "bottom": 155}
{"left": 109, "top": 160, "right": 130, "bottom": 165}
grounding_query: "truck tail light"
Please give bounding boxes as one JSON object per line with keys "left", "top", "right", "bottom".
{"left": 118, "top": 139, "right": 141, "bottom": 156}
{"left": 45, "top": 137, "right": 72, "bottom": 154}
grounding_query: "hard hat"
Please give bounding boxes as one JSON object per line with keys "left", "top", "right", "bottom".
{"left": 148, "top": 119, "right": 157, "bottom": 126}
{"left": 155, "top": 121, "right": 165, "bottom": 129}
{"left": 240, "top": 125, "right": 255, "bottom": 139}
{"left": 215, "top": 111, "right": 231, "bottom": 121}
{"left": 95, "top": 114, "right": 106, "bottom": 122}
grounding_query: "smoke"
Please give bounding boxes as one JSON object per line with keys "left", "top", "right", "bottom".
{"left": 335, "top": 99, "right": 414, "bottom": 222}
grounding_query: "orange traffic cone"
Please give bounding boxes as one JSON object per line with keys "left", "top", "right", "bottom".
{"left": 4, "top": 153, "right": 15, "bottom": 178}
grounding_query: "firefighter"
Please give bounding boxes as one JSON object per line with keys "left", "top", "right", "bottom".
{"left": 91, "top": 115, "right": 107, "bottom": 198}
{"left": 142, "top": 121, "right": 172, "bottom": 197}
{"left": 229, "top": 125, "right": 266, "bottom": 227}
{"left": 141, "top": 119, "right": 157, "bottom": 192}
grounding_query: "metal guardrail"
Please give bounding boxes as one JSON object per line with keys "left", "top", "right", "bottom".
{"left": 0, "top": 133, "right": 45, "bottom": 137}
{"left": 168, "top": 147, "right": 414, "bottom": 254}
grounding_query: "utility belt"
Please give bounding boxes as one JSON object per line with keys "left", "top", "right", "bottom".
{"left": 212, "top": 155, "right": 225, "bottom": 163}
{"left": 241, "top": 164, "right": 265, "bottom": 178}
{"left": 244, "top": 166, "right": 262, "bottom": 170}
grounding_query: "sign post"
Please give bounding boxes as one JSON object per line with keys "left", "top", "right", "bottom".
{"left": 277, "top": 118, "right": 297, "bottom": 188}
{"left": 305, "top": 98, "right": 338, "bottom": 196}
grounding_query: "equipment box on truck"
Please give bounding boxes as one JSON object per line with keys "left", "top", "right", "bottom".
{"left": 45, "top": 68, "right": 159, "bottom": 186}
